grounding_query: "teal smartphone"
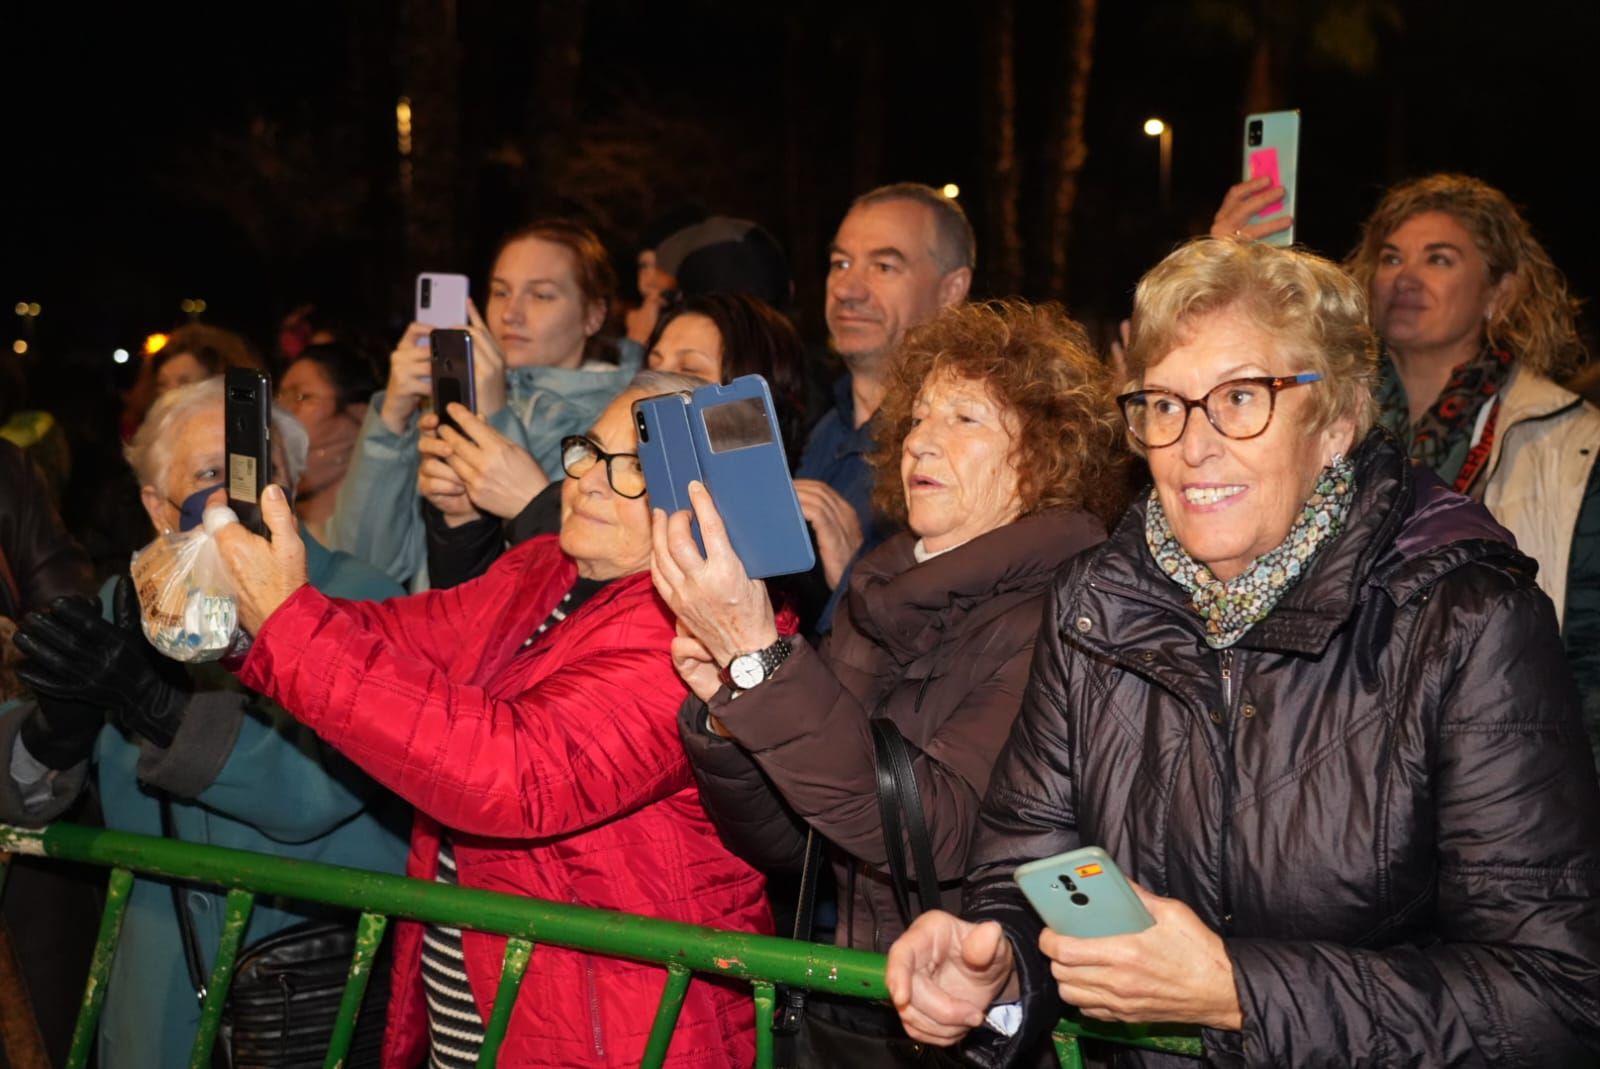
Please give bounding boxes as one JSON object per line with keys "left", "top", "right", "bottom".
{"left": 1014, "top": 847, "right": 1154, "bottom": 938}
{"left": 1242, "top": 109, "right": 1300, "bottom": 247}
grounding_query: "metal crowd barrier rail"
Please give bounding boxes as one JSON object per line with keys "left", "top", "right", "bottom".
{"left": 0, "top": 822, "right": 1202, "bottom": 1068}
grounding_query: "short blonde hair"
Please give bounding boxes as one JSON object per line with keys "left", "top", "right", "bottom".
{"left": 871, "top": 299, "right": 1128, "bottom": 526}
{"left": 125, "top": 377, "right": 309, "bottom": 495}
{"left": 1345, "top": 173, "right": 1586, "bottom": 378}
{"left": 1125, "top": 238, "right": 1378, "bottom": 446}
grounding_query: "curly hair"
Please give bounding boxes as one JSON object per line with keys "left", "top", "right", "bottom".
{"left": 1126, "top": 238, "right": 1379, "bottom": 448}
{"left": 1345, "top": 174, "right": 1586, "bottom": 377}
{"left": 870, "top": 299, "right": 1128, "bottom": 527}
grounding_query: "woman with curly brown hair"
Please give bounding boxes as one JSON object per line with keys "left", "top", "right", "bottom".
{"left": 650, "top": 299, "right": 1126, "bottom": 1056}
{"left": 1215, "top": 174, "right": 1600, "bottom": 755}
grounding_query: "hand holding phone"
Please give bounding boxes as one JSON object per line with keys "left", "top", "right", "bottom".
{"left": 634, "top": 375, "right": 815, "bottom": 580}
{"left": 429, "top": 328, "right": 478, "bottom": 438}
{"left": 1241, "top": 110, "right": 1300, "bottom": 247}
{"left": 1014, "top": 847, "right": 1154, "bottom": 938}
{"left": 225, "top": 368, "right": 274, "bottom": 538}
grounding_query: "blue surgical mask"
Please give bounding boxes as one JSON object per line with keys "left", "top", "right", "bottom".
{"left": 171, "top": 483, "right": 226, "bottom": 532}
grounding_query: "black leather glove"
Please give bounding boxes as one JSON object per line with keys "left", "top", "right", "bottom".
{"left": 15, "top": 577, "right": 192, "bottom": 750}
{"left": 16, "top": 690, "right": 103, "bottom": 771}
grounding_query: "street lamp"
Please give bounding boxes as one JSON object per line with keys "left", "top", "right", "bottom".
{"left": 1144, "top": 118, "right": 1172, "bottom": 211}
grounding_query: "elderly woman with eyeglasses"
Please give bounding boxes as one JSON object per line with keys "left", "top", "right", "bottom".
{"left": 887, "top": 239, "right": 1600, "bottom": 1067}
{"left": 213, "top": 368, "right": 773, "bottom": 1068}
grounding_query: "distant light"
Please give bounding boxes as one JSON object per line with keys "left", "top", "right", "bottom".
{"left": 11, "top": 340, "right": 26, "bottom": 355}
{"left": 144, "top": 333, "right": 170, "bottom": 355}
{"left": 1143, "top": 118, "right": 1167, "bottom": 137}
{"left": 396, "top": 98, "right": 412, "bottom": 125}
{"left": 194, "top": 299, "right": 206, "bottom": 313}
{"left": 113, "top": 348, "right": 131, "bottom": 364}
{"left": 27, "top": 302, "right": 39, "bottom": 316}
{"left": 941, "top": 183, "right": 960, "bottom": 199}
{"left": 12, "top": 302, "right": 25, "bottom": 316}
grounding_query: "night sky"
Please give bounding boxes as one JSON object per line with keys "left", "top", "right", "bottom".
{"left": 8, "top": 0, "right": 1599, "bottom": 410}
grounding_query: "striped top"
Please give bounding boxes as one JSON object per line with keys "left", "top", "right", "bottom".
{"left": 423, "top": 578, "right": 607, "bottom": 1067}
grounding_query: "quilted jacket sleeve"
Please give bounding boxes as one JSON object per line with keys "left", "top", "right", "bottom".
{"left": 957, "top": 584, "right": 1082, "bottom": 1068}
{"left": 1205, "top": 572, "right": 1600, "bottom": 1068}
{"left": 236, "top": 583, "right": 692, "bottom": 839}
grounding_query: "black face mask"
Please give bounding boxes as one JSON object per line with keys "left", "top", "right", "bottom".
{"left": 168, "top": 482, "right": 296, "bottom": 533}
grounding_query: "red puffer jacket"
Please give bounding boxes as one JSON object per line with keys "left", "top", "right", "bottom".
{"left": 238, "top": 535, "right": 772, "bottom": 1067}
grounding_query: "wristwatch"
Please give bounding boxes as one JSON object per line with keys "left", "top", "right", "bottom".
{"left": 722, "top": 636, "right": 793, "bottom": 692}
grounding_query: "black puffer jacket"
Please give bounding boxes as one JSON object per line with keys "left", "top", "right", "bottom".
{"left": 963, "top": 432, "right": 1600, "bottom": 1068}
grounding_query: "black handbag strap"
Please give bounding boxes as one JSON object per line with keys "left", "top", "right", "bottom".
{"left": 791, "top": 828, "right": 825, "bottom": 942}
{"left": 869, "top": 718, "right": 942, "bottom": 922}
{"left": 161, "top": 795, "right": 210, "bottom": 1003}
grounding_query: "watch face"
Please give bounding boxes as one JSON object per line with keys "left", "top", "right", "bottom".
{"left": 729, "top": 654, "right": 765, "bottom": 690}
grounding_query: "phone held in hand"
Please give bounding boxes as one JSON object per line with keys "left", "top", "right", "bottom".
{"left": 224, "top": 367, "right": 273, "bottom": 538}
{"left": 633, "top": 374, "right": 816, "bottom": 579}
{"left": 1014, "top": 846, "right": 1154, "bottom": 938}
{"left": 1242, "top": 109, "right": 1300, "bottom": 247}
{"left": 429, "top": 328, "right": 478, "bottom": 438}
{"left": 416, "top": 272, "right": 470, "bottom": 331}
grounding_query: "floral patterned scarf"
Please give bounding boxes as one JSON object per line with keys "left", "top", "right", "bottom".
{"left": 1375, "top": 345, "right": 1514, "bottom": 490}
{"left": 1145, "top": 455, "right": 1358, "bottom": 649}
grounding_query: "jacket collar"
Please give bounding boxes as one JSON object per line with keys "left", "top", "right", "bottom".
{"left": 1077, "top": 430, "right": 1525, "bottom": 658}
{"left": 846, "top": 506, "right": 1104, "bottom": 662}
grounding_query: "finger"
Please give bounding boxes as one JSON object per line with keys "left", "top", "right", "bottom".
{"left": 903, "top": 972, "right": 987, "bottom": 1031}
{"left": 669, "top": 634, "right": 714, "bottom": 666}
{"left": 1242, "top": 213, "right": 1294, "bottom": 240}
{"left": 650, "top": 508, "right": 688, "bottom": 589}
{"left": 417, "top": 434, "right": 454, "bottom": 460}
{"left": 438, "top": 420, "right": 484, "bottom": 465}
{"left": 447, "top": 403, "right": 499, "bottom": 444}
{"left": 896, "top": 998, "right": 979, "bottom": 1045}
{"left": 48, "top": 595, "right": 108, "bottom": 634}
{"left": 16, "top": 611, "right": 84, "bottom": 663}
{"left": 664, "top": 503, "right": 708, "bottom": 569}
{"left": 960, "top": 920, "right": 1007, "bottom": 971}
{"left": 418, "top": 412, "right": 441, "bottom": 434}
{"left": 260, "top": 484, "right": 299, "bottom": 545}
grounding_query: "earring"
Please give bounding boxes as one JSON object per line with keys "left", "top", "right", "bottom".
{"left": 1330, "top": 451, "right": 1346, "bottom": 468}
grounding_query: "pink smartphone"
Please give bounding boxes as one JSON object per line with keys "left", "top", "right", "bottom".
{"left": 415, "top": 272, "right": 469, "bottom": 330}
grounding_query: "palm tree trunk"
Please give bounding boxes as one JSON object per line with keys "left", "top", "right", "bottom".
{"left": 982, "top": 0, "right": 1024, "bottom": 296}
{"left": 1046, "top": 0, "right": 1097, "bottom": 300}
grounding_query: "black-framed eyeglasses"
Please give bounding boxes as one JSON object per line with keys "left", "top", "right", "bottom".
{"left": 560, "top": 435, "right": 647, "bottom": 499}
{"left": 1117, "top": 373, "right": 1323, "bottom": 449}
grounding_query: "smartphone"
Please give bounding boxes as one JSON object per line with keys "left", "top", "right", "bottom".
{"left": 224, "top": 368, "right": 274, "bottom": 538}
{"left": 1014, "top": 846, "right": 1154, "bottom": 938}
{"left": 1242, "top": 110, "right": 1300, "bottom": 247}
{"left": 634, "top": 375, "right": 815, "bottom": 579}
{"left": 416, "top": 272, "right": 470, "bottom": 330}
{"left": 429, "top": 328, "right": 477, "bottom": 438}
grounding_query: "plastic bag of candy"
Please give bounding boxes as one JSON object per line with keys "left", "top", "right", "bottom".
{"left": 129, "top": 513, "right": 245, "bottom": 662}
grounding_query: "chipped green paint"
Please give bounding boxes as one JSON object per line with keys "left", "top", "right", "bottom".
{"left": 188, "top": 888, "right": 256, "bottom": 1069}
{"left": 0, "top": 823, "right": 43, "bottom": 855}
{"left": 1054, "top": 1030, "right": 1085, "bottom": 1069}
{"left": 323, "top": 910, "right": 388, "bottom": 1069}
{"left": 65, "top": 867, "right": 134, "bottom": 1069}
{"left": 478, "top": 936, "right": 533, "bottom": 1066}
{"left": 640, "top": 963, "right": 692, "bottom": 1068}
{"left": 752, "top": 981, "right": 776, "bottom": 1069}
{"left": 1055, "top": 1017, "right": 1205, "bottom": 1057}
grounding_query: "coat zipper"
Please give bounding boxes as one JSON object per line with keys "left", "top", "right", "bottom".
{"left": 1216, "top": 647, "right": 1238, "bottom": 934}
{"left": 574, "top": 895, "right": 606, "bottom": 1058}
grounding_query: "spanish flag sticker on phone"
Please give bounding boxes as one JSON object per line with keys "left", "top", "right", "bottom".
{"left": 1074, "top": 863, "right": 1103, "bottom": 878}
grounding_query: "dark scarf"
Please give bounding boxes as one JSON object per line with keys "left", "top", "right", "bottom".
{"left": 1376, "top": 345, "right": 1514, "bottom": 490}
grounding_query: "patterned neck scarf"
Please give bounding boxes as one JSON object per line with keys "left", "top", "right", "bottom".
{"left": 1375, "top": 345, "right": 1514, "bottom": 488}
{"left": 1145, "top": 455, "right": 1358, "bottom": 649}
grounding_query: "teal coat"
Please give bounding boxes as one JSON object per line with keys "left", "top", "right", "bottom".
{"left": 0, "top": 529, "right": 408, "bottom": 1069}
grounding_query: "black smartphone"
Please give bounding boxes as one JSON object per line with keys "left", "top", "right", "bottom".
{"left": 225, "top": 367, "right": 273, "bottom": 537}
{"left": 430, "top": 328, "right": 478, "bottom": 438}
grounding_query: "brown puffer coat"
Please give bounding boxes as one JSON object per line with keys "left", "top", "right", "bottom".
{"left": 679, "top": 506, "right": 1105, "bottom": 951}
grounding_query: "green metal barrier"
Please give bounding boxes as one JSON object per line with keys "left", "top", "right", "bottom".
{"left": 0, "top": 823, "right": 1202, "bottom": 1067}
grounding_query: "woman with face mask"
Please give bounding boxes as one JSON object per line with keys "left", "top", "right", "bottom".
{"left": 0, "top": 378, "right": 408, "bottom": 1069}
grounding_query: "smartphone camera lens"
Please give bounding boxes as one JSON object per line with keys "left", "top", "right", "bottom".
{"left": 1070, "top": 893, "right": 1090, "bottom": 907}
{"left": 1061, "top": 875, "right": 1079, "bottom": 892}
{"left": 420, "top": 278, "right": 432, "bottom": 308}
{"left": 1247, "top": 120, "right": 1263, "bottom": 147}
{"left": 636, "top": 412, "right": 650, "bottom": 442}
